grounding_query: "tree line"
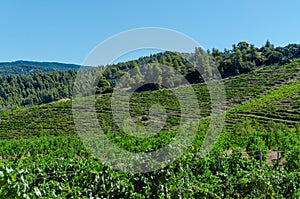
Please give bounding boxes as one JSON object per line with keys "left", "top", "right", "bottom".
{"left": 0, "top": 41, "right": 299, "bottom": 111}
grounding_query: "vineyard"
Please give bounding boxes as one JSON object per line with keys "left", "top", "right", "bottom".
{"left": 0, "top": 60, "right": 299, "bottom": 198}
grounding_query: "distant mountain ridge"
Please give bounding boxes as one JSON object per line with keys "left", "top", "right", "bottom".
{"left": 0, "top": 60, "right": 90, "bottom": 75}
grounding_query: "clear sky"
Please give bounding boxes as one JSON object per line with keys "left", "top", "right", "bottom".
{"left": 1, "top": 0, "right": 300, "bottom": 65}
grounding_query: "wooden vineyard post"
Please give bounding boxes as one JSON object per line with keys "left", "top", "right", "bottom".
{"left": 259, "top": 149, "right": 262, "bottom": 167}
{"left": 217, "top": 156, "right": 221, "bottom": 171}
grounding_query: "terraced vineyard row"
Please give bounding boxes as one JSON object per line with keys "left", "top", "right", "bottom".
{"left": 226, "top": 81, "right": 300, "bottom": 133}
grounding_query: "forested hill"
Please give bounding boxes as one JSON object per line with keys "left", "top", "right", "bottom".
{"left": 1, "top": 41, "right": 300, "bottom": 77}
{"left": 0, "top": 41, "right": 300, "bottom": 111}
{"left": 0, "top": 60, "right": 90, "bottom": 75}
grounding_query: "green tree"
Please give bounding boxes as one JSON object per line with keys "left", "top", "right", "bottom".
{"left": 130, "top": 60, "right": 143, "bottom": 84}
{"left": 144, "top": 63, "right": 163, "bottom": 89}
{"left": 96, "top": 75, "right": 112, "bottom": 94}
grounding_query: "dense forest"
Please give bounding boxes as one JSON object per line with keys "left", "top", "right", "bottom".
{"left": 0, "top": 41, "right": 300, "bottom": 111}
{"left": 0, "top": 70, "right": 77, "bottom": 110}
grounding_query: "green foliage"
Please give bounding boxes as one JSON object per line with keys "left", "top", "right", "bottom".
{"left": 0, "top": 122, "right": 299, "bottom": 198}
{"left": 0, "top": 42, "right": 299, "bottom": 197}
{"left": 0, "top": 70, "right": 77, "bottom": 111}
{"left": 96, "top": 75, "right": 112, "bottom": 94}
{"left": 1, "top": 41, "right": 299, "bottom": 112}
{"left": 211, "top": 41, "right": 300, "bottom": 77}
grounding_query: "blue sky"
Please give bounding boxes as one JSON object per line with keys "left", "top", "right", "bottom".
{"left": 1, "top": 0, "right": 299, "bottom": 65}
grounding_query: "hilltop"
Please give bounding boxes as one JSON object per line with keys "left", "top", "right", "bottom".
{"left": 0, "top": 60, "right": 89, "bottom": 75}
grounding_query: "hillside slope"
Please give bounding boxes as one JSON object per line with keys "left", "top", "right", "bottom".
{"left": 0, "top": 59, "right": 299, "bottom": 139}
